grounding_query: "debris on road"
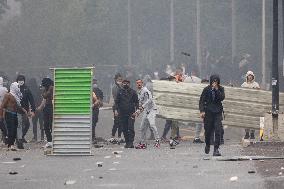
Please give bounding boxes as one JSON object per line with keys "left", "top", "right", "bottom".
{"left": 9, "top": 171, "right": 18, "bottom": 175}
{"left": 230, "top": 176, "right": 238, "bottom": 182}
{"left": 104, "top": 156, "right": 111, "bottom": 159}
{"left": 13, "top": 158, "right": 21, "bottom": 161}
{"left": 216, "top": 156, "right": 284, "bottom": 161}
{"left": 99, "top": 176, "right": 103, "bottom": 179}
{"left": 64, "top": 180, "right": 76, "bottom": 185}
{"left": 248, "top": 170, "right": 256, "bottom": 174}
{"left": 193, "top": 165, "right": 198, "bottom": 168}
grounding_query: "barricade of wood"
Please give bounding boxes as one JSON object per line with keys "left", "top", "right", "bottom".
{"left": 153, "top": 80, "right": 284, "bottom": 129}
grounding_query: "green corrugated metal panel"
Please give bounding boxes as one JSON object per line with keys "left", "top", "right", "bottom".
{"left": 54, "top": 68, "right": 92, "bottom": 115}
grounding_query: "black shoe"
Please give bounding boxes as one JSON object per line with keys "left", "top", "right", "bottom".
{"left": 17, "top": 140, "right": 24, "bottom": 149}
{"left": 193, "top": 138, "right": 204, "bottom": 143}
{"left": 205, "top": 145, "right": 210, "bottom": 154}
{"left": 250, "top": 133, "right": 255, "bottom": 140}
{"left": 124, "top": 143, "right": 134, "bottom": 148}
{"left": 244, "top": 132, "right": 250, "bottom": 139}
{"left": 213, "top": 149, "right": 221, "bottom": 156}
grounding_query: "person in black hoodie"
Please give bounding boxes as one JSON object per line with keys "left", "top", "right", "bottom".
{"left": 114, "top": 79, "right": 139, "bottom": 148}
{"left": 199, "top": 74, "right": 225, "bottom": 156}
{"left": 16, "top": 75, "right": 35, "bottom": 143}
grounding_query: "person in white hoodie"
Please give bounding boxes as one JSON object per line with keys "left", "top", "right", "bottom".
{"left": 241, "top": 71, "right": 260, "bottom": 139}
{"left": 0, "top": 77, "right": 8, "bottom": 142}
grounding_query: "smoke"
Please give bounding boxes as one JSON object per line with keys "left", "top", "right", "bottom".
{"left": 0, "top": 0, "right": 22, "bottom": 32}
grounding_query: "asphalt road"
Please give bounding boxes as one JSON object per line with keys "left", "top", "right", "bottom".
{"left": 0, "top": 109, "right": 271, "bottom": 189}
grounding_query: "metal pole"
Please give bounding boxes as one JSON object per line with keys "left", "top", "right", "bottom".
{"left": 231, "top": 0, "right": 236, "bottom": 83}
{"left": 272, "top": 0, "right": 279, "bottom": 140}
{"left": 170, "top": 0, "right": 175, "bottom": 62}
{"left": 196, "top": 0, "right": 201, "bottom": 76}
{"left": 128, "top": 0, "right": 132, "bottom": 65}
{"left": 261, "top": 0, "right": 266, "bottom": 89}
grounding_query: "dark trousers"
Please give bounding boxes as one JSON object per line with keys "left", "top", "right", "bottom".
{"left": 0, "top": 119, "right": 7, "bottom": 138}
{"left": 32, "top": 112, "right": 44, "bottom": 140}
{"left": 111, "top": 115, "right": 122, "bottom": 138}
{"left": 92, "top": 108, "right": 99, "bottom": 140}
{"left": 22, "top": 114, "right": 30, "bottom": 139}
{"left": 5, "top": 112, "right": 18, "bottom": 147}
{"left": 120, "top": 115, "right": 135, "bottom": 145}
{"left": 43, "top": 105, "right": 53, "bottom": 142}
{"left": 204, "top": 112, "right": 222, "bottom": 149}
{"left": 162, "top": 120, "right": 180, "bottom": 138}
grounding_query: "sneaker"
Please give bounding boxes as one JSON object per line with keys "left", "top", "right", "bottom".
{"left": 154, "top": 140, "right": 160, "bottom": 148}
{"left": 193, "top": 138, "right": 204, "bottom": 143}
{"left": 109, "top": 138, "right": 118, "bottom": 144}
{"left": 10, "top": 145, "right": 17, "bottom": 151}
{"left": 135, "top": 142, "right": 147, "bottom": 149}
{"left": 213, "top": 148, "right": 221, "bottom": 156}
{"left": 169, "top": 138, "right": 179, "bottom": 147}
{"left": 244, "top": 132, "right": 250, "bottom": 139}
{"left": 44, "top": 142, "right": 53, "bottom": 148}
{"left": 205, "top": 145, "right": 210, "bottom": 154}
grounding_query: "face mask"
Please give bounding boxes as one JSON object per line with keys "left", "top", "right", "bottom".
{"left": 123, "top": 84, "right": 129, "bottom": 89}
{"left": 116, "top": 81, "right": 122, "bottom": 86}
{"left": 93, "top": 84, "right": 98, "bottom": 88}
{"left": 18, "top": 80, "right": 24, "bottom": 86}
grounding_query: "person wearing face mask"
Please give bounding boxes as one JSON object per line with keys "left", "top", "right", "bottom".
{"left": 109, "top": 73, "right": 124, "bottom": 144}
{"left": 16, "top": 75, "right": 35, "bottom": 144}
{"left": 92, "top": 77, "right": 104, "bottom": 144}
{"left": 114, "top": 79, "right": 139, "bottom": 148}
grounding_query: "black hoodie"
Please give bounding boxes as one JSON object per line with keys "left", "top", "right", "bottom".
{"left": 199, "top": 75, "right": 225, "bottom": 113}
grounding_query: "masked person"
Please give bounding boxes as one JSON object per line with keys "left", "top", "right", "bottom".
{"left": 41, "top": 78, "right": 54, "bottom": 148}
{"left": 109, "top": 73, "right": 124, "bottom": 144}
{"left": 199, "top": 75, "right": 225, "bottom": 156}
{"left": 114, "top": 79, "right": 139, "bottom": 148}
{"left": 0, "top": 82, "right": 27, "bottom": 150}
{"left": 134, "top": 79, "right": 160, "bottom": 149}
{"left": 16, "top": 75, "right": 35, "bottom": 143}
{"left": 241, "top": 71, "right": 260, "bottom": 139}
{"left": 0, "top": 77, "right": 8, "bottom": 143}
{"left": 92, "top": 77, "right": 103, "bottom": 144}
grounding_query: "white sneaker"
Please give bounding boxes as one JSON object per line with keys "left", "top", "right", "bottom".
{"left": 44, "top": 142, "right": 53, "bottom": 148}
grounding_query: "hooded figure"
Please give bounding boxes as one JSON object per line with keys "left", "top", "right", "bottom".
{"left": 199, "top": 74, "right": 225, "bottom": 156}
{"left": 10, "top": 82, "right": 22, "bottom": 106}
{"left": 241, "top": 71, "right": 260, "bottom": 89}
{"left": 241, "top": 71, "right": 259, "bottom": 139}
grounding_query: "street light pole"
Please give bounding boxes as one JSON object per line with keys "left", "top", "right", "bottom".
{"left": 272, "top": 0, "right": 279, "bottom": 140}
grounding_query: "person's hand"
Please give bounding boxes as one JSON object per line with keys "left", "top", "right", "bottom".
{"left": 212, "top": 82, "right": 218, "bottom": 89}
{"left": 200, "top": 112, "right": 205, "bottom": 119}
{"left": 30, "top": 112, "right": 35, "bottom": 118}
{"left": 114, "top": 110, "right": 119, "bottom": 117}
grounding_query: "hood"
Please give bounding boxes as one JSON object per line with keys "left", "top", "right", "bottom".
{"left": 245, "top": 71, "right": 255, "bottom": 82}
{"left": 16, "top": 74, "right": 25, "bottom": 82}
{"left": 10, "top": 82, "right": 22, "bottom": 105}
{"left": 209, "top": 74, "right": 220, "bottom": 85}
{"left": 0, "top": 77, "right": 3, "bottom": 87}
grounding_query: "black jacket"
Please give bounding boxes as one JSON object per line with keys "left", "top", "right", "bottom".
{"left": 20, "top": 85, "right": 36, "bottom": 112}
{"left": 199, "top": 85, "right": 225, "bottom": 114}
{"left": 115, "top": 87, "right": 139, "bottom": 115}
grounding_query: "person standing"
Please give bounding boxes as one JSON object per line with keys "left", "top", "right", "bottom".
{"left": 241, "top": 71, "right": 260, "bottom": 139}
{"left": 109, "top": 73, "right": 123, "bottom": 144}
{"left": 199, "top": 75, "right": 225, "bottom": 156}
{"left": 16, "top": 75, "right": 35, "bottom": 143}
{"left": 0, "top": 77, "right": 8, "bottom": 143}
{"left": 0, "top": 82, "right": 26, "bottom": 150}
{"left": 92, "top": 77, "right": 103, "bottom": 144}
{"left": 114, "top": 79, "right": 139, "bottom": 148}
{"left": 41, "top": 78, "right": 54, "bottom": 148}
{"left": 134, "top": 79, "right": 160, "bottom": 149}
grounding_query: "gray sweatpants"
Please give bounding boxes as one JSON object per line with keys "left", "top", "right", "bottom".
{"left": 194, "top": 122, "right": 203, "bottom": 139}
{"left": 140, "top": 110, "right": 159, "bottom": 142}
